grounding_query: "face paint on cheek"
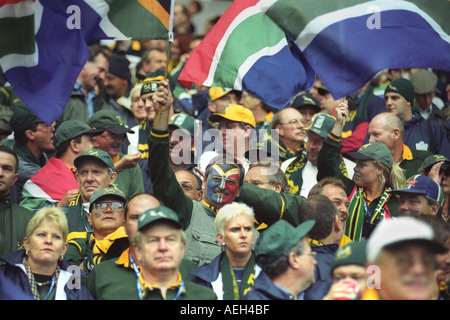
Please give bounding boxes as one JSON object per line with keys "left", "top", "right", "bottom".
{"left": 206, "top": 164, "right": 240, "bottom": 204}
{"left": 94, "top": 212, "right": 102, "bottom": 219}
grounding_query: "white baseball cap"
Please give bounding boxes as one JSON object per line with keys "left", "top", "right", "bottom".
{"left": 366, "top": 217, "right": 447, "bottom": 261}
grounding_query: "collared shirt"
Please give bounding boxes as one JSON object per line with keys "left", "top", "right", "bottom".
{"left": 74, "top": 81, "right": 96, "bottom": 117}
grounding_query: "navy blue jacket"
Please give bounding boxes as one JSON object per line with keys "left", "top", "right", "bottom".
{"left": 304, "top": 243, "right": 339, "bottom": 300}
{"left": 0, "top": 250, "right": 93, "bottom": 300}
{"left": 403, "top": 111, "right": 444, "bottom": 154}
{"left": 240, "top": 271, "right": 303, "bottom": 300}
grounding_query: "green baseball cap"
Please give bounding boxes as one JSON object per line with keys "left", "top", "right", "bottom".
{"left": 54, "top": 120, "right": 104, "bottom": 148}
{"left": 9, "top": 104, "right": 42, "bottom": 131}
{"left": 421, "top": 154, "right": 450, "bottom": 170}
{"left": 291, "top": 92, "right": 321, "bottom": 112}
{"left": 330, "top": 241, "right": 367, "bottom": 274}
{"left": 307, "top": 113, "right": 336, "bottom": 138}
{"left": 89, "top": 187, "right": 127, "bottom": 211}
{"left": 345, "top": 142, "right": 393, "bottom": 170}
{"left": 137, "top": 206, "right": 182, "bottom": 231}
{"left": 169, "top": 112, "right": 196, "bottom": 137}
{"left": 74, "top": 149, "right": 115, "bottom": 171}
{"left": 87, "top": 110, "right": 134, "bottom": 135}
{"left": 255, "top": 220, "right": 315, "bottom": 264}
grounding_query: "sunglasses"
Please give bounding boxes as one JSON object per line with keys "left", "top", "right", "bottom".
{"left": 92, "top": 201, "right": 124, "bottom": 212}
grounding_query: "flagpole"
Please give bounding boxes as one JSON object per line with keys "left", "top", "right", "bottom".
{"left": 158, "top": 0, "right": 174, "bottom": 120}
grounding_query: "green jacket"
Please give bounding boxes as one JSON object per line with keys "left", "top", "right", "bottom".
{"left": 0, "top": 193, "right": 34, "bottom": 256}
{"left": 114, "top": 152, "right": 145, "bottom": 199}
{"left": 65, "top": 226, "right": 129, "bottom": 273}
{"left": 399, "top": 144, "right": 433, "bottom": 180}
{"left": 55, "top": 88, "right": 110, "bottom": 128}
{"left": 237, "top": 182, "right": 302, "bottom": 228}
{"left": 86, "top": 248, "right": 217, "bottom": 300}
{"left": 63, "top": 193, "right": 91, "bottom": 234}
{"left": 318, "top": 133, "right": 400, "bottom": 240}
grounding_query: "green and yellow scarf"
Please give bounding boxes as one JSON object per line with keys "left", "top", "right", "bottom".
{"left": 220, "top": 253, "right": 256, "bottom": 300}
{"left": 346, "top": 186, "right": 392, "bottom": 241}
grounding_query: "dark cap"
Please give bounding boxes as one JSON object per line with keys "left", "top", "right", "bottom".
{"left": 421, "top": 154, "right": 450, "bottom": 169}
{"left": 87, "top": 109, "right": 134, "bottom": 135}
{"left": 74, "top": 149, "right": 115, "bottom": 171}
{"left": 137, "top": 206, "right": 182, "bottom": 230}
{"left": 384, "top": 78, "right": 415, "bottom": 104}
{"left": 330, "top": 241, "right": 367, "bottom": 273}
{"left": 9, "top": 104, "right": 42, "bottom": 131}
{"left": 291, "top": 92, "right": 320, "bottom": 112}
{"left": 108, "top": 54, "right": 131, "bottom": 81}
{"left": 54, "top": 120, "right": 103, "bottom": 148}
{"left": 345, "top": 142, "right": 393, "bottom": 170}
{"left": 307, "top": 113, "right": 336, "bottom": 138}
{"left": 390, "top": 174, "right": 444, "bottom": 207}
{"left": 255, "top": 220, "right": 315, "bottom": 264}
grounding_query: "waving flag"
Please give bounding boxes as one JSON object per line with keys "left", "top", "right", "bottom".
{"left": 177, "top": 0, "right": 315, "bottom": 109}
{"left": 0, "top": 0, "right": 173, "bottom": 125}
{"left": 258, "top": 0, "right": 450, "bottom": 99}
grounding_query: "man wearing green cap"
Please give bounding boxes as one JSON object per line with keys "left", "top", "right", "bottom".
{"left": 63, "top": 149, "right": 118, "bottom": 233}
{"left": 20, "top": 120, "right": 104, "bottom": 212}
{"left": 8, "top": 104, "right": 56, "bottom": 195}
{"left": 323, "top": 241, "right": 367, "bottom": 300}
{"left": 65, "top": 187, "right": 129, "bottom": 274}
{"left": 384, "top": 77, "right": 444, "bottom": 154}
{"left": 87, "top": 206, "right": 216, "bottom": 300}
{"left": 241, "top": 220, "right": 317, "bottom": 300}
{"left": 282, "top": 113, "right": 352, "bottom": 197}
{"left": 88, "top": 109, "right": 144, "bottom": 199}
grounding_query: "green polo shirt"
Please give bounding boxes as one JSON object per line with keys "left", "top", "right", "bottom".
{"left": 86, "top": 248, "right": 216, "bottom": 300}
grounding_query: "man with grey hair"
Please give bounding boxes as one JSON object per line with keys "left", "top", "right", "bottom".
{"left": 244, "top": 162, "right": 289, "bottom": 194}
{"left": 131, "top": 206, "right": 217, "bottom": 300}
{"left": 241, "top": 220, "right": 317, "bottom": 300}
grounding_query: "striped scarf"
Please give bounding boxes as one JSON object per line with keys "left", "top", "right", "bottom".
{"left": 345, "top": 186, "right": 391, "bottom": 241}
{"left": 220, "top": 253, "right": 256, "bottom": 300}
{"left": 23, "top": 257, "right": 60, "bottom": 300}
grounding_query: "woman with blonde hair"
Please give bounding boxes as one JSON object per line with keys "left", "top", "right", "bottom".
{"left": 317, "top": 102, "right": 405, "bottom": 242}
{"left": 0, "top": 207, "right": 92, "bottom": 300}
{"left": 190, "top": 202, "right": 261, "bottom": 300}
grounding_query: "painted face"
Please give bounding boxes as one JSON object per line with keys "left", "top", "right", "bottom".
{"left": 206, "top": 163, "right": 240, "bottom": 204}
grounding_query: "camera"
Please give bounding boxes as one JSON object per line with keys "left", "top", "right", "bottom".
{"left": 439, "top": 163, "right": 450, "bottom": 176}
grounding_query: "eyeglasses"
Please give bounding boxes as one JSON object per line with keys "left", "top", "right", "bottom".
{"left": 92, "top": 201, "right": 124, "bottom": 212}
{"left": 302, "top": 251, "right": 317, "bottom": 259}
{"left": 181, "top": 182, "right": 201, "bottom": 192}
{"left": 279, "top": 119, "right": 306, "bottom": 127}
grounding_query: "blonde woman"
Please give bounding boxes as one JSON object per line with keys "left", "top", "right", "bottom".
{"left": 317, "top": 102, "right": 405, "bottom": 242}
{"left": 0, "top": 207, "right": 92, "bottom": 300}
{"left": 190, "top": 202, "right": 261, "bottom": 300}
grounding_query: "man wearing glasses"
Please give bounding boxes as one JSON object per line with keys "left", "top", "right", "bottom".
{"left": 64, "top": 187, "right": 129, "bottom": 274}
{"left": 270, "top": 107, "right": 307, "bottom": 162}
{"left": 241, "top": 220, "right": 317, "bottom": 300}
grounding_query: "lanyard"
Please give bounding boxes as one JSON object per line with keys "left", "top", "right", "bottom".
{"left": 129, "top": 253, "right": 184, "bottom": 300}
{"left": 42, "top": 276, "right": 55, "bottom": 300}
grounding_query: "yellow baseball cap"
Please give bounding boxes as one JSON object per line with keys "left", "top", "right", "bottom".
{"left": 209, "top": 104, "right": 256, "bottom": 128}
{"left": 209, "top": 87, "right": 234, "bottom": 101}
